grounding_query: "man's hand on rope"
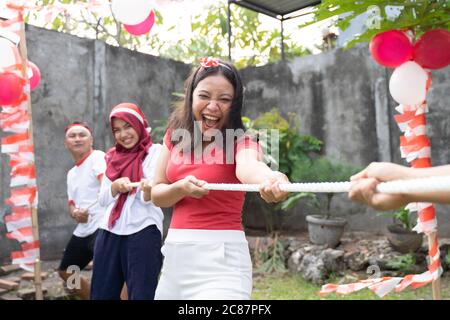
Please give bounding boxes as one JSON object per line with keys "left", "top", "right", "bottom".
{"left": 72, "top": 208, "right": 89, "bottom": 223}
{"left": 259, "top": 171, "right": 290, "bottom": 203}
{"left": 349, "top": 162, "right": 410, "bottom": 211}
{"left": 179, "top": 175, "right": 209, "bottom": 199}
{"left": 351, "top": 162, "right": 411, "bottom": 182}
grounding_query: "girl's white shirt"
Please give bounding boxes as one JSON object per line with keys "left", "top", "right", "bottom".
{"left": 98, "top": 144, "right": 164, "bottom": 235}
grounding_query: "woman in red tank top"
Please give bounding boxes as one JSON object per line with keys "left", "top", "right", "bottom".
{"left": 152, "top": 58, "right": 289, "bottom": 300}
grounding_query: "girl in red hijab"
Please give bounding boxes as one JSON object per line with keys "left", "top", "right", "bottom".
{"left": 90, "top": 103, "right": 164, "bottom": 300}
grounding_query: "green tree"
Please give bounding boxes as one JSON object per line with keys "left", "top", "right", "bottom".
{"left": 27, "top": 0, "right": 165, "bottom": 51}
{"left": 303, "top": 0, "right": 450, "bottom": 47}
{"left": 175, "top": 2, "right": 311, "bottom": 68}
{"left": 25, "top": 0, "right": 311, "bottom": 67}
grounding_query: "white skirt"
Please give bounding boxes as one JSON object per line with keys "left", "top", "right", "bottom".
{"left": 155, "top": 229, "right": 253, "bottom": 300}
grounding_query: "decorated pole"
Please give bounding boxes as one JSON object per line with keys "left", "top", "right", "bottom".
{"left": 0, "top": 6, "right": 43, "bottom": 300}
{"left": 0, "top": 0, "right": 156, "bottom": 301}
{"left": 393, "top": 71, "right": 442, "bottom": 300}
{"left": 17, "top": 14, "right": 43, "bottom": 301}
{"left": 388, "top": 27, "right": 450, "bottom": 299}
{"left": 318, "top": 28, "right": 450, "bottom": 299}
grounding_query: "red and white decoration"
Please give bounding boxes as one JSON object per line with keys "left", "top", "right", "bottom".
{"left": 0, "top": 12, "right": 39, "bottom": 272}
{"left": 320, "top": 29, "right": 449, "bottom": 299}
{"left": 2, "top": 0, "right": 156, "bottom": 36}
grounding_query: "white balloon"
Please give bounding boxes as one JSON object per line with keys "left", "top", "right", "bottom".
{"left": 389, "top": 61, "right": 428, "bottom": 106}
{"left": 112, "top": 0, "right": 152, "bottom": 25}
{"left": 0, "top": 38, "right": 17, "bottom": 69}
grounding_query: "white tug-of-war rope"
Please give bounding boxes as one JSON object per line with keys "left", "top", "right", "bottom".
{"left": 202, "top": 175, "right": 450, "bottom": 194}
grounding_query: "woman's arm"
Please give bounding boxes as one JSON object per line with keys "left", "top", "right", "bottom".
{"left": 405, "top": 164, "right": 450, "bottom": 179}
{"left": 140, "top": 145, "right": 161, "bottom": 203}
{"left": 351, "top": 162, "right": 450, "bottom": 182}
{"left": 151, "top": 145, "right": 209, "bottom": 207}
{"left": 349, "top": 177, "right": 450, "bottom": 211}
{"left": 98, "top": 175, "right": 120, "bottom": 207}
{"left": 349, "top": 163, "right": 450, "bottom": 210}
{"left": 236, "top": 148, "right": 289, "bottom": 203}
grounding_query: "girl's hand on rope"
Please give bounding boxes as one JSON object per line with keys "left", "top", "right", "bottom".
{"left": 140, "top": 179, "right": 152, "bottom": 194}
{"left": 350, "top": 162, "right": 411, "bottom": 182}
{"left": 179, "top": 175, "right": 209, "bottom": 199}
{"left": 259, "top": 171, "right": 290, "bottom": 203}
{"left": 72, "top": 208, "right": 89, "bottom": 223}
{"left": 112, "top": 177, "right": 132, "bottom": 194}
{"left": 349, "top": 177, "right": 408, "bottom": 211}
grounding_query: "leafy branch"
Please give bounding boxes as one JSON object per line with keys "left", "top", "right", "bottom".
{"left": 301, "top": 0, "right": 450, "bottom": 47}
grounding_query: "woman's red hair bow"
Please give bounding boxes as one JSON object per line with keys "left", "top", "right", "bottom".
{"left": 199, "top": 57, "right": 220, "bottom": 69}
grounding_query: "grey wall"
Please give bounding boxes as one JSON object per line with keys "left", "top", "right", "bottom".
{"left": 1, "top": 25, "right": 190, "bottom": 262}
{"left": 1, "top": 25, "right": 450, "bottom": 261}
{"left": 240, "top": 47, "right": 450, "bottom": 236}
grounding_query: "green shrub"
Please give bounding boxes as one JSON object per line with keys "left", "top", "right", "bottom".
{"left": 386, "top": 253, "right": 416, "bottom": 272}
{"left": 381, "top": 207, "right": 415, "bottom": 231}
{"left": 244, "top": 109, "right": 323, "bottom": 212}
{"left": 254, "top": 233, "right": 287, "bottom": 274}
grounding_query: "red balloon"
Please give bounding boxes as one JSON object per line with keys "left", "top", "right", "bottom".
{"left": 27, "top": 61, "right": 41, "bottom": 91}
{"left": 369, "top": 30, "right": 413, "bottom": 68}
{"left": 413, "top": 29, "right": 450, "bottom": 70}
{"left": 0, "top": 72, "right": 25, "bottom": 105}
{"left": 124, "top": 10, "right": 155, "bottom": 36}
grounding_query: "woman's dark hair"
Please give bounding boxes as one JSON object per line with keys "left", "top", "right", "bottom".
{"left": 168, "top": 59, "right": 245, "bottom": 150}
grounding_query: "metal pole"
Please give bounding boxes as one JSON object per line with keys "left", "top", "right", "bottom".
{"left": 280, "top": 18, "right": 285, "bottom": 61}
{"left": 227, "top": 0, "right": 232, "bottom": 61}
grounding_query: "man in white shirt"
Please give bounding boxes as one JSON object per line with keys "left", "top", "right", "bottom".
{"left": 59, "top": 121, "right": 106, "bottom": 300}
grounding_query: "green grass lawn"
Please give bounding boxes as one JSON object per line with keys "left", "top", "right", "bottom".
{"left": 252, "top": 272, "right": 450, "bottom": 300}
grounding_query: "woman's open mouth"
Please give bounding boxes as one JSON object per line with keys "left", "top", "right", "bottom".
{"left": 202, "top": 114, "right": 220, "bottom": 129}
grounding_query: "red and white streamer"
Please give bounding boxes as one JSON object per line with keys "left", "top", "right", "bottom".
{"left": 6, "top": 226, "right": 33, "bottom": 243}
{"left": 4, "top": 207, "right": 32, "bottom": 231}
{"left": 320, "top": 277, "right": 403, "bottom": 298}
{"left": 11, "top": 240, "right": 39, "bottom": 265}
{"left": 319, "top": 72, "right": 442, "bottom": 298}
{"left": 1, "top": 10, "right": 39, "bottom": 271}
{"left": 10, "top": 163, "right": 36, "bottom": 187}
{"left": 0, "top": 108, "right": 30, "bottom": 133}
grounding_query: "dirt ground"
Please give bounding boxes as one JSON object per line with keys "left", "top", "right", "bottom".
{"left": 0, "top": 231, "right": 447, "bottom": 300}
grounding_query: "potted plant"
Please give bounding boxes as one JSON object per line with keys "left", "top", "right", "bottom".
{"left": 385, "top": 207, "right": 423, "bottom": 253}
{"left": 294, "top": 157, "right": 360, "bottom": 248}
{"left": 242, "top": 109, "right": 323, "bottom": 233}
